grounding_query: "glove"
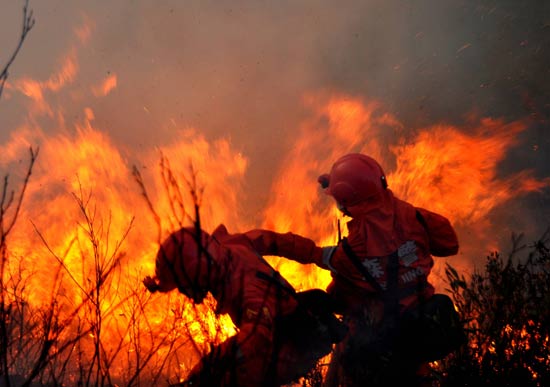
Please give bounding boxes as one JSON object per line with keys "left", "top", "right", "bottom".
{"left": 143, "top": 276, "right": 160, "bottom": 293}
{"left": 321, "top": 246, "right": 337, "bottom": 267}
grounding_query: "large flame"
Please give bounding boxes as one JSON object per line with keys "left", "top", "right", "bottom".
{"left": 1, "top": 22, "right": 548, "bottom": 385}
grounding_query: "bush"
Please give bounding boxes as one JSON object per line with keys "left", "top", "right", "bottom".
{"left": 442, "top": 231, "right": 550, "bottom": 387}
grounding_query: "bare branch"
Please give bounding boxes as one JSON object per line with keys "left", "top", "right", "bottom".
{"left": 132, "top": 165, "right": 162, "bottom": 244}
{"left": 2, "top": 148, "right": 39, "bottom": 237}
{"left": 30, "top": 223, "right": 88, "bottom": 297}
{"left": 0, "top": 0, "right": 35, "bottom": 99}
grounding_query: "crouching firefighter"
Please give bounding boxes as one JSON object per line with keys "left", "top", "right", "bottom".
{"left": 143, "top": 224, "right": 347, "bottom": 387}
{"left": 244, "top": 153, "right": 466, "bottom": 387}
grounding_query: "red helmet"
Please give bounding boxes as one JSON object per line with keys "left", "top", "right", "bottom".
{"left": 318, "top": 153, "right": 388, "bottom": 207}
{"left": 154, "top": 227, "right": 216, "bottom": 303}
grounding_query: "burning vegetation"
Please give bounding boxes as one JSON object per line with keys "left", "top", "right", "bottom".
{"left": 2, "top": 51, "right": 550, "bottom": 387}
{"left": 1, "top": 134, "right": 549, "bottom": 386}
{"left": 441, "top": 231, "right": 550, "bottom": 387}
{"left": 2, "top": 2, "right": 550, "bottom": 387}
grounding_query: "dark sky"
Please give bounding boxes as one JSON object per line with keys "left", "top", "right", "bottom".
{"left": 1, "top": 0, "right": 549, "bottom": 263}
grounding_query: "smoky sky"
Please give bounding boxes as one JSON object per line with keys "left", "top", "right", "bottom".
{"left": 1, "top": 0, "right": 549, "bottom": 252}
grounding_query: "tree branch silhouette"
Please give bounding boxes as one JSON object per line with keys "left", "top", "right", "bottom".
{"left": 0, "top": 0, "right": 35, "bottom": 100}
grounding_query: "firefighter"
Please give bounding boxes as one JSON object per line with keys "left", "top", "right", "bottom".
{"left": 143, "top": 223, "right": 343, "bottom": 387}
{"left": 244, "top": 153, "right": 460, "bottom": 387}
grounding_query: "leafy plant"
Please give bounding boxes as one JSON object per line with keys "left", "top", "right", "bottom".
{"left": 442, "top": 231, "right": 550, "bottom": 387}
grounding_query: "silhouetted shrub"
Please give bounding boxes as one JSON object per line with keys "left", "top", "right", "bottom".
{"left": 442, "top": 231, "right": 550, "bottom": 387}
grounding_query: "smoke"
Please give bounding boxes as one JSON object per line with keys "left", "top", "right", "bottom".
{"left": 1, "top": 0, "right": 549, "bottom": 261}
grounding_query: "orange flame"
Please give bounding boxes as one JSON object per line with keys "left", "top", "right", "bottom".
{"left": 2, "top": 29, "right": 548, "bottom": 384}
{"left": 261, "top": 94, "right": 548, "bottom": 291}
{"left": 92, "top": 74, "right": 117, "bottom": 97}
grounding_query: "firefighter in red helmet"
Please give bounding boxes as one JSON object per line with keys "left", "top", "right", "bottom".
{"left": 143, "top": 224, "right": 345, "bottom": 387}
{"left": 244, "top": 153, "right": 460, "bottom": 386}
{"left": 317, "top": 153, "right": 388, "bottom": 211}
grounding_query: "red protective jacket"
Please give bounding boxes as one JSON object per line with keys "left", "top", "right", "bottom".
{"left": 149, "top": 224, "right": 319, "bottom": 387}
{"left": 245, "top": 189, "right": 459, "bottom": 316}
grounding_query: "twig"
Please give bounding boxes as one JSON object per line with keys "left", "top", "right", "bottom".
{"left": 132, "top": 165, "right": 163, "bottom": 244}
{"left": 0, "top": 0, "right": 35, "bottom": 99}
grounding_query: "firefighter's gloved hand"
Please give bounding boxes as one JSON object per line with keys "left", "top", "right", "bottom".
{"left": 143, "top": 276, "right": 160, "bottom": 293}
{"left": 321, "top": 246, "right": 337, "bottom": 267}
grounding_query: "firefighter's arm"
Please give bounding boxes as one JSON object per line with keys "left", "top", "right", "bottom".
{"left": 244, "top": 229, "right": 326, "bottom": 268}
{"left": 416, "top": 208, "right": 459, "bottom": 256}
